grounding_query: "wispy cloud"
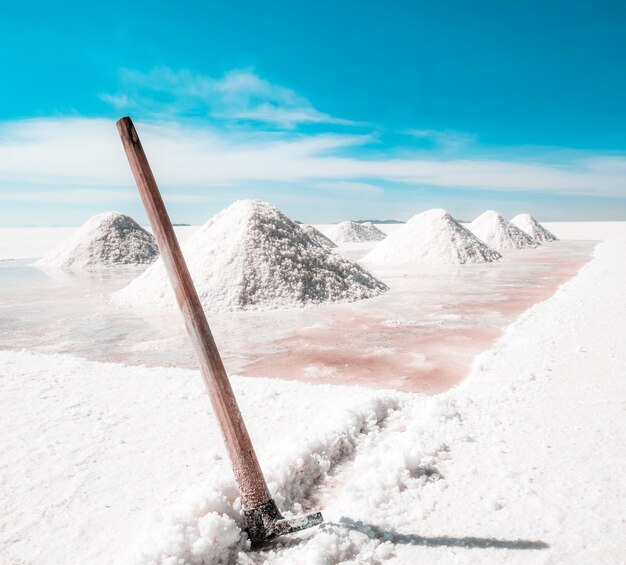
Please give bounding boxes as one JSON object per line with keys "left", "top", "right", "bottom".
{"left": 0, "top": 187, "right": 209, "bottom": 205}
{"left": 163, "top": 193, "right": 214, "bottom": 203}
{"left": 313, "top": 181, "right": 385, "bottom": 196}
{"left": 0, "top": 188, "right": 135, "bottom": 203}
{"left": 405, "top": 128, "right": 477, "bottom": 150}
{"left": 1, "top": 117, "right": 625, "bottom": 199}
{"left": 98, "top": 93, "right": 132, "bottom": 109}
{"left": 99, "top": 67, "right": 355, "bottom": 128}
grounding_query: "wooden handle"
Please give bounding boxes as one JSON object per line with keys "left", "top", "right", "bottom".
{"left": 116, "top": 116, "right": 271, "bottom": 509}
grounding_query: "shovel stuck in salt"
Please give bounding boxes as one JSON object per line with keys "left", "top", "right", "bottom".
{"left": 116, "top": 116, "right": 323, "bottom": 543}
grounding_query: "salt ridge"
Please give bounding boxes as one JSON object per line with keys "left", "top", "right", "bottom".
{"left": 362, "top": 208, "right": 502, "bottom": 266}
{"left": 113, "top": 200, "right": 387, "bottom": 313}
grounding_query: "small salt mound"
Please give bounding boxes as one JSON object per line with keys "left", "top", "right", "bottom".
{"left": 325, "top": 221, "right": 386, "bottom": 244}
{"left": 468, "top": 210, "right": 538, "bottom": 252}
{"left": 362, "top": 208, "right": 501, "bottom": 266}
{"left": 300, "top": 224, "right": 337, "bottom": 249}
{"left": 511, "top": 213, "right": 559, "bottom": 243}
{"left": 36, "top": 212, "right": 158, "bottom": 272}
{"left": 112, "top": 200, "right": 387, "bottom": 313}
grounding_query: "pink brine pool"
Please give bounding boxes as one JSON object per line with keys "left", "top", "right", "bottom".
{"left": 0, "top": 241, "right": 595, "bottom": 394}
{"left": 240, "top": 241, "right": 595, "bottom": 392}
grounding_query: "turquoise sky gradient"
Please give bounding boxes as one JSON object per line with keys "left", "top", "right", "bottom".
{"left": 1, "top": 0, "right": 625, "bottom": 225}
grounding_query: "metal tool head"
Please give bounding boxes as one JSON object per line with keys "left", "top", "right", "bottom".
{"left": 244, "top": 499, "right": 323, "bottom": 543}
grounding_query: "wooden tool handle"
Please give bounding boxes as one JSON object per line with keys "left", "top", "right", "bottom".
{"left": 116, "top": 116, "right": 271, "bottom": 508}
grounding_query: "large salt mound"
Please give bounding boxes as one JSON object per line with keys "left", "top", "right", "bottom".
{"left": 36, "top": 212, "right": 158, "bottom": 272}
{"left": 511, "top": 213, "right": 559, "bottom": 243}
{"left": 325, "top": 221, "right": 386, "bottom": 244}
{"left": 362, "top": 208, "right": 501, "bottom": 266}
{"left": 112, "top": 200, "right": 387, "bottom": 313}
{"left": 468, "top": 210, "right": 538, "bottom": 252}
{"left": 300, "top": 224, "right": 337, "bottom": 249}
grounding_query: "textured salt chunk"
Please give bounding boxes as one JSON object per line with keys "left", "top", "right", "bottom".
{"left": 300, "top": 224, "right": 337, "bottom": 249}
{"left": 36, "top": 212, "right": 158, "bottom": 272}
{"left": 362, "top": 208, "right": 501, "bottom": 266}
{"left": 511, "top": 213, "right": 559, "bottom": 243}
{"left": 468, "top": 210, "right": 538, "bottom": 252}
{"left": 112, "top": 200, "right": 387, "bottom": 312}
{"left": 325, "top": 221, "right": 386, "bottom": 244}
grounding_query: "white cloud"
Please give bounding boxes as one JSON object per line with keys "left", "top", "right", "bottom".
{"left": 0, "top": 117, "right": 625, "bottom": 198}
{"left": 0, "top": 187, "right": 210, "bottom": 205}
{"left": 162, "top": 193, "right": 213, "bottom": 203}
{"left": 99, "top": 67, "right": 355, "bottom": 128}
{"left": 0, "top": 188, "right": 135, "bottom": 204}
{"left": 225, "top": 104, "right": 354, "bottom": 129}
{"left": 405, "top": 128, "right": 477, "bottom": 150}
{"left": 313, "top": 181, "right": 385, "bottom": 196}
{"left": 98, "top": 93, "right": 132, "bottom": 109}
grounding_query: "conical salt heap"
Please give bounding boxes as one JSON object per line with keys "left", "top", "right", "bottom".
{"left": 325, "top": 220, "right": 386, "bottom": 244}
{"left": 300, "top": 224, "right": 337, "bottom": 250}
{"left": 362, "top": 208, "right": 501, "bottom": 266}
{"left": 510, "top": 213, "right": 559, "bottom": 243}
{"left": 36, "top": 212, "right": 158, "bottom": 272}
{"left": 112, "top": 200, "right": 387, "bottom": 313}
{"left": 468, "top": 210, "right": 537, "bottom": 252}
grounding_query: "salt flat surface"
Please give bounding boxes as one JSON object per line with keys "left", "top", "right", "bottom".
{"left": 0, "top": 241, "right": 592, "bottom": 392}
{"left": 0, "top": 227, "right": 77, "bottom": 260}
{"left": 244, "top": 241, "right": 590, "bottom": 392}
{"left": 1, "top": 222, "right": 624, "bottom": 563}
{"left": 0, "top": 349, "right": 391, "bottom": 563}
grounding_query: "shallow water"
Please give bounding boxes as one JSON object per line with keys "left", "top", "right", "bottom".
{"left": 0, "top": 241, "right": 595, "bottom": 392}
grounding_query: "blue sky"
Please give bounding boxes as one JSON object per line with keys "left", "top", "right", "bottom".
{"left": 1, "top": 0, "right": 625, "bottom": 226}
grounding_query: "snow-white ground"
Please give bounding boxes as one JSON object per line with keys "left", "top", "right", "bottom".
{"left": 1, "top": 222, "right": 625, "bottom": 564}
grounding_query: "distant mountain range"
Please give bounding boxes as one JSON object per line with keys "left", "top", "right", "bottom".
{"left": 295, "top": 219, "right": 405, "bottom": 225}
{"left": 294, "top": 220, "right": 405, "bottom": 224}
{"left": 355, "top": 219, "right": 404, "bottom": 224}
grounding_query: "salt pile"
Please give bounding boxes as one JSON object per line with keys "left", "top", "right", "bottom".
{"left": 325, "top": 221, "right": 386, "bottom": 244}
{"left": 36, "top": 212, "right": 158, "bottom": 272}
{"left": 362, "top": 208, "right": 501, "bottom": 266}
{"left": 468, "top": 210, "right": 538, "bottom": 252}
{"left": 300, "top": 224, "right": 337, "bottom": 249}
{"left": 511, "top": 213, "right": 559, "bottom": 243}
{"left": 113, "top": 200, "right": 387, "bottom": 313}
